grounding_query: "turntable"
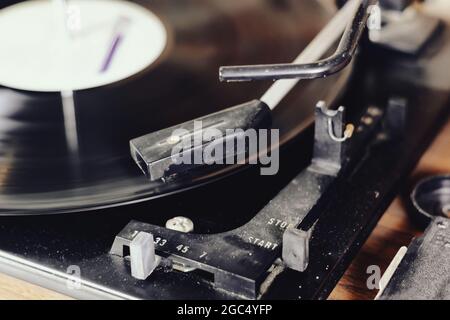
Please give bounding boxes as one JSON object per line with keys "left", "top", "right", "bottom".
{"left": 0, "top": 0, "right": 449, "bottom": 300}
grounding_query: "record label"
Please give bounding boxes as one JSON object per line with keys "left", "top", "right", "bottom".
{"left": 0, "top": 0, "right": 167, "bottom": 92}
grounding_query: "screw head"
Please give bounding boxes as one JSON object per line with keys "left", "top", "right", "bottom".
{"left": 166, "top": 216, "right": 194, "bottom": 233}
{"left": 166, "top": 135, "right": 181, "bottom": 145}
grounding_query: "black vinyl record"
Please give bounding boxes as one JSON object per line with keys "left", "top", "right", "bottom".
{"left": 0, "top": 0, "right": 348, "bottom": 215}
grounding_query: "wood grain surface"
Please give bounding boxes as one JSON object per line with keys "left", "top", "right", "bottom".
{"left": 0, "top": 273, "right": 70, "bottom": 300}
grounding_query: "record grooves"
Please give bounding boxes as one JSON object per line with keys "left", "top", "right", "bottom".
{"left": 0, "top": 0, "right": 343, "bottom": 215}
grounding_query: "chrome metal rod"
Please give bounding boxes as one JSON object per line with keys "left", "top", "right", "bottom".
{"left": 260, "top": 0, "right": 360, "bottom": 109}
{"left": 219, "top": 0, "right": 376, "bottom": 82}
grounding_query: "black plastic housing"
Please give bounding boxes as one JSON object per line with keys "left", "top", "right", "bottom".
{"left": 130, "top": 100, "right": 272, "bottom": 181}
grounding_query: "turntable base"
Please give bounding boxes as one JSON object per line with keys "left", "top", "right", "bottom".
{"left": 1, "top": 118, "right": 449, "bottom": 300}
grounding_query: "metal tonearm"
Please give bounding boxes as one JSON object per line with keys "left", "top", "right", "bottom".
{"left": 219, "top": 0, "right": 377, "bottom": 82}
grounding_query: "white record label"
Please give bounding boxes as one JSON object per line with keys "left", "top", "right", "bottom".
{"left": 0, "top": 0, "right": 167, "bottom": 92}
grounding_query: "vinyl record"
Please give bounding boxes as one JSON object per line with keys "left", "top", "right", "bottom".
{"left": 0, "top": 0, "right": 347, "bottom": 215}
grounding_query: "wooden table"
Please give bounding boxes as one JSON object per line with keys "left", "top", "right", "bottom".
{"left": 0, "top": 273, "right": 70, "bottom": 300}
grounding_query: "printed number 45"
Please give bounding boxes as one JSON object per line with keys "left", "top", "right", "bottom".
{"left": 176, "top": 245, "right": 189, "bottom": 253}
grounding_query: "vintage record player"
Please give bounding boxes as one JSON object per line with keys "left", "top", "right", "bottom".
{"left": 0, "top": 0, "right": 449, "bottom": 300}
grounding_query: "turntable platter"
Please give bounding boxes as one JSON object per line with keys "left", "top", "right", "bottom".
{"left": 0, "top": 0, "right": 346, "bottom": 215}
